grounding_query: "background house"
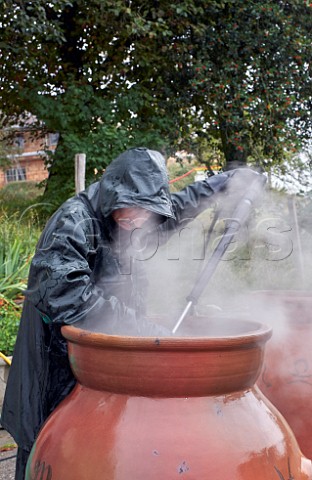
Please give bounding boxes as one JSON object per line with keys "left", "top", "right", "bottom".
{"left": 0, "top": 126, "right": 57, "bottom": 188}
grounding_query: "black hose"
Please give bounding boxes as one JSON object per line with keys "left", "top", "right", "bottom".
{"left": 187, "top": 173, "right": 267, "bottom": 305}
{"left": 0, "top": 454, "right": 17, "bottom": 462}
{"left": 172, "top": 171, "right": 267, "bottom": 333}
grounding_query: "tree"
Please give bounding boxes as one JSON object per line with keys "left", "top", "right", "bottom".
{"left": 0, "top": 1, "right": 178, "bottom": 205}
{"left": 188, "top": 0, "right": 312, "bottom": 169}
{"left": 122, "top": 0, "right": 311, "bottom": 168}
{"left": 0, "top": 1, "right": 311, "bottom": 206}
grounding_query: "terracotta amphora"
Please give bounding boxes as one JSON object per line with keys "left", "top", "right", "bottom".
{"left": 253, "top": 290, "right": 312, "bottom": 459}
{"left": 25, "top": 317, "right": 312, "bottom": 480}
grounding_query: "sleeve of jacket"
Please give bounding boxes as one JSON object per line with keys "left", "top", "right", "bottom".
{"left": 25, "top": 200, "right": 120, "bottom": 325}
{"left": 159, "top": 172, "right": 230, "bottom": 235}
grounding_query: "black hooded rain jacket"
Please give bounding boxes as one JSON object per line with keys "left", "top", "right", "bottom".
{"left": 1, "top": 147, "right": 230, "bottom": 453}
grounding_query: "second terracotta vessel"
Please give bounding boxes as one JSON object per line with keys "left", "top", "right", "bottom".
{"left": 254, "top": 290, "right": 312, "bottom": 460}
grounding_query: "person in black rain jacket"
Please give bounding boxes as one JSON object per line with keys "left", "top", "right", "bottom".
{"left": 1, "top": 147, "right": 239, "bottom": 479}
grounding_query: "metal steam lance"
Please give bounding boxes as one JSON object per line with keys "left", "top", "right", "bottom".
{"left": 172, "top": 170, "right": 267, "bottom": 334}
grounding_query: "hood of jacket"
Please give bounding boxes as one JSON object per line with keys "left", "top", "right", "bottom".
{"left": 98, "top": 147, "right": 175, "bottom": 219}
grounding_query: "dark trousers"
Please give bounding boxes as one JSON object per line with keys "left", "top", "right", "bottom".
{"left": 15, "top": 447, "right": 30, "bottom": 480}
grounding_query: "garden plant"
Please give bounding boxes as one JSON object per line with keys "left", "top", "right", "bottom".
{"left": 0, "top": 183, "right": 42, "bottom": 355}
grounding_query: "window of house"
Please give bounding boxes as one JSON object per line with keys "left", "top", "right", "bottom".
{"left": 48, "top": 132, "right": 59, "bottom": 146}
{"left": 5, "top": 167, "right": 27, "bottom": 183}
{"left": 14, "top": 135, "right": 24, "bottom": 149}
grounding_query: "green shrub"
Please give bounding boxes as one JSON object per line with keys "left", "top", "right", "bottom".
{"left": 0, "top": 296, "right": 21, "bottom": 356}
{"left": 0, "top": 180, "right": 52, "bottom": 228}
{"left": 168, "top": 161, "right": 199, "bottom": 193}
{"left": 0, "top": 181, "right": 44, "bottom": 218}
{"left": 0, "top": 214, "right": 39, "bottom": 299}
{"left": 0, "top": 213, "right": 40, "bottom": 355}
{"left": 0, "top": 237, "right": 30, "bottom": 299}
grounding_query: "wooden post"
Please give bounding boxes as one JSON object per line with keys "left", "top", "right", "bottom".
{"left": 75, "top": 153, "right": 86, "bottom": 194}
{"left": 288, "top": 196, "right": 305, "bottom": 286}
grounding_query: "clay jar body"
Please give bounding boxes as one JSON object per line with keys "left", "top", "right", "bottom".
{"left": 254, "top": 290, "right": 312, "bottom": 459}
{"left": 25, "top": 318, "right": 312, "bottom": 480}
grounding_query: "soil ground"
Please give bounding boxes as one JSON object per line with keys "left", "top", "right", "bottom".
{"left": 0, "top": 427, "right": 16, "bottom": 479}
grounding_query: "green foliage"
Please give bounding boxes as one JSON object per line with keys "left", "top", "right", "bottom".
{"left": 186, "top": 1, "right": 311, "bottom": 166}
{"left": 0, "top": 0, "right": 311, "bottom": 205}
{"left": 168, "top": 159, "right": 199, "bottom": 193}
{"left": 26, "top": 83, "right": 176, "bottom": 209}
{"left": 0, "top": 238, "right": 29, "bottom": 299}
{"left": 0, "top": 214, "right": 39, "bottom": 299}
{"left": 0, "top": 181, "right": 44, "bottom": 217}
{"left": 0, "top": 212, "right": 40, "bottom": 355}
{"left": 0, "top": 296, "right": 21, "bottom": 356}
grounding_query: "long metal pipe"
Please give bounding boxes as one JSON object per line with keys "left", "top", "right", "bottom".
{"left": 172, "top": 172, "right": 267, "bottom": 334}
